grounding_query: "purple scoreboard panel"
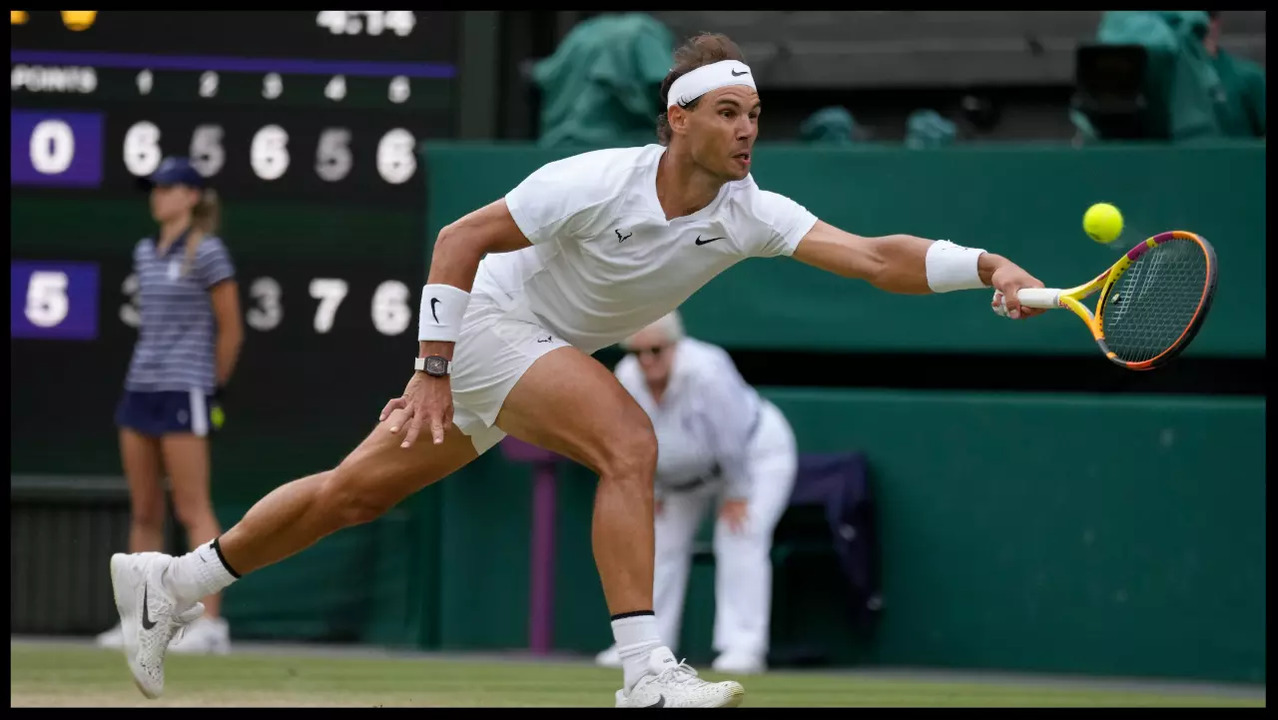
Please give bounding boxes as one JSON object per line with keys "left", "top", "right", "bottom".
{"left": 10, "top": 110, "right": 104, "bottom": 187}
{"left": 11, "top": 260, "right": 101, "bottom": 340}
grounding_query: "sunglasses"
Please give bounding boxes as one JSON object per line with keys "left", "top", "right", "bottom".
{"left": 625, "top": 344, "right": 669, "bottom": 358}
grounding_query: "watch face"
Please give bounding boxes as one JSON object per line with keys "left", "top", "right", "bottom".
{"left": 425, "top": 356, "right": 448, "bottom": 375}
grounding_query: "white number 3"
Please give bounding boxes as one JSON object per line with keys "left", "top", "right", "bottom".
{"left": 247, "top": 277, "right": 283, "bottom": 331}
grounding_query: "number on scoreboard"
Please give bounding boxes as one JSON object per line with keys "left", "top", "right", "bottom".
{"left": 11, "top": 110, "right": 103, "bottom": 187}
{"left": 123, "top": 121, "right": 162, "bottom": 177}
{"left": 251, "top": 125, "right": 291, "bottom": 181}
{"left": 316, "top": 11, "right": 351, "bottom": 35}
{"left": 11, "top": 261, "right": 99, "bottom": 340}
{"left": 29, "top": 119, "right": 76, "bottom": 175}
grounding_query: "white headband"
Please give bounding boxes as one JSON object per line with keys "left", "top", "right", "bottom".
{"left": 667, "top": 60, "right": 757, "bottom": 109}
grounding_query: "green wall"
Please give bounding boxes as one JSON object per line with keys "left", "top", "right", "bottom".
{"left": 390, "top": 389, "right": 1263, "bottom": 683}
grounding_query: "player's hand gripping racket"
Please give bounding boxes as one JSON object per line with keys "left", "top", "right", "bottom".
{"left": 994, "top": 231, "right": 1217, "bottom": 371}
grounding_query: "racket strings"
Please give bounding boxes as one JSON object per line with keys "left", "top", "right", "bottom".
{"left": 1100, "top": 238, "right": 1210, "bottom": 363}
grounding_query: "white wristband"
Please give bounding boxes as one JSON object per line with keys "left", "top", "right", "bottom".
{"left": 925, "top": 240, "right": 987, "bottom": 293}
{"left": 418, "top": 284, "right": 470, "bottom": 342}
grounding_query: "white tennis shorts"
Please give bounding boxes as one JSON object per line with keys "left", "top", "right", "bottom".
{"left": 450, "top": 292, "right": 572, "bottom": 454}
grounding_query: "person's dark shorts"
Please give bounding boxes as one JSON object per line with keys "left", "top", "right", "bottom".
{"left": 115, "top": 389, "right": 216, "bottom": 437}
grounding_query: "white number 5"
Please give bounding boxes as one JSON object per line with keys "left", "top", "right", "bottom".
{"left": 310, "top": 278, "right": 349, "bottom": 333}
{"left": 26, "top": 271, "right": 70, "bottom": 328}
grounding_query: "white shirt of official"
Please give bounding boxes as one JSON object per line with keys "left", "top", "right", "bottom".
{"left": 479, "top": 144, "right": 819, "bottom": 355}
{"left": 615, "top": 337, "right": 762, "bottom": 499}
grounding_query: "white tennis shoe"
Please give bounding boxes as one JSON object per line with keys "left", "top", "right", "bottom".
{"left": 110, "top": 552, "right": 204, "bottom": 698}
{"left": 615, "top": 646, "right": 745, "bottom": 708}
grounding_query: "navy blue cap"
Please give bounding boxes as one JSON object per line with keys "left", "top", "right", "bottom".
{"left": 140, "top": 156, "right": 207, "bottom": 190}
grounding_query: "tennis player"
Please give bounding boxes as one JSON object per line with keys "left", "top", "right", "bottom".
{"left": 109, "top": 33, "right": 1044, "bottom": 707}
{"left": 595, "top": 311, "right": 797, "bottom": 676}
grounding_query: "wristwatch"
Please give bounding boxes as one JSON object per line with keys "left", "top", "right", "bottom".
{"left": 414, "top": 355, "right": 451, "bottom": 377}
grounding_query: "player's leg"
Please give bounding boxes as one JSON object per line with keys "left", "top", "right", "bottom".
{"left": 494, "top": 347, "right": 744, "bottom": 708}
{"left": 110, "top": 292, "right": 520, "bottom": 698}
{"left": 495, "top": 347, "right": 658, "bottom": 617}
{"left": 110, "top": 415, "right": 481, "bottom": 698}
{"left": 711, "top": 400, "right": 797, "bottom": 675}
{"left": 595, "top": 485, "right": 712, "bottom": 667}
{"left": 215, "top": 418, "right": 480, "bottom": 576}
{"left": 652, "top": 486, "right": 715, "bottom": 653}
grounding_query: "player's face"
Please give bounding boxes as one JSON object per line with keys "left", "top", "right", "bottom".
{"left": 688, "top": 86, "right": 760, "bottom": 181}
{"left": 150, "top": 184, "right": 200, "bottom": 223}
{"left": 626, "top": 326, "right": 676, "bottom": 387}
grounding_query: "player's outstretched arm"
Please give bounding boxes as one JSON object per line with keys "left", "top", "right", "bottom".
{"left": 790, "top": 220, "right": 1046, "bottom": 319}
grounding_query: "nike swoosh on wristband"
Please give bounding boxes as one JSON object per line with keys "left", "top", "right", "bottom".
{"left": 430, "top": 298, "right": 440, "bottom": 323}
{"left": 731, "top": 69, "right": 749, "bottom": 77}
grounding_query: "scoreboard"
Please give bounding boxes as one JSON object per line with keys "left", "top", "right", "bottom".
{"left": 11, "top": 10, "right": 457, "bottom": 202}
{"left": 10, "top": 11, "right": 464, "bottom": 481}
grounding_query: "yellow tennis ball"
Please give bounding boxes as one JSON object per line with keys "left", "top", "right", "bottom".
{"left": 1083, "top": 203, "right": 1123, "bottom": 244}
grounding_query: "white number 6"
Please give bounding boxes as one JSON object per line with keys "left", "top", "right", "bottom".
{"left": 371, "top": 280, "right": 411, "bottom": 335}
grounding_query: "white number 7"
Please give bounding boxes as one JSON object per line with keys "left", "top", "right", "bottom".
{"left": 309, "top": 278, "right": 349, "bottom": 333}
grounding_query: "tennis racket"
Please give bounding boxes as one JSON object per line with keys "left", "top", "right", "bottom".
{"left": 995, "top": 230, "right": 1217, "bottom": 371}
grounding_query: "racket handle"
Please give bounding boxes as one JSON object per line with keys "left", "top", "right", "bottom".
{"left": 1017, "top": 288, "right": 1063, "bottom": 309}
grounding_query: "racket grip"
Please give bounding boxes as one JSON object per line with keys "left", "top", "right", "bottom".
{"left": 1017, "top": 288, "right": 1063, "bottom": 309}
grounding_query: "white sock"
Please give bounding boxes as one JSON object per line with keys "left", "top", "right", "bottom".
{"left": 162, "top": 539, "right": 239, "bottom": 608}
{"left": 612, "top": 612, "right": 661, "bottom": 693}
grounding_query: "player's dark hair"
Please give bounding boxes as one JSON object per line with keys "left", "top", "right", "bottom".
{"left": 656, "top": 33, "right": 747, "bottom": 146}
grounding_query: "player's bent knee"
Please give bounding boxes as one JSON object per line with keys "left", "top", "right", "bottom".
{"left": 598, "top": 427, "right": 658, "bottom": 482}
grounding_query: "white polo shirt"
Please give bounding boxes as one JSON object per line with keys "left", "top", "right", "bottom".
{"left": 477, "top": 144, "right": 818, "bottom": 354}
